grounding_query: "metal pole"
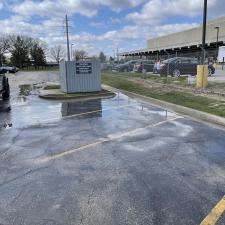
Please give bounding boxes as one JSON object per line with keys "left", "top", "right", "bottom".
{"left": 165, "top": 50, "right": 170, "bottom": 80}
{"left": 66, "top": 14, "right": 70, "bottom": 61}
{"left": 71, "top": 43, "right": 74, "bottom": 60}
{"left": 223, "top": 57, "right": 224, "bottom": 71}
{"left": 201, "top": 0, "right": 207, "bottom": 65}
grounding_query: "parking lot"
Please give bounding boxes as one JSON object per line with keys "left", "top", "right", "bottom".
{"left": 0, "top": 71, "right": 225, "bottom": 225}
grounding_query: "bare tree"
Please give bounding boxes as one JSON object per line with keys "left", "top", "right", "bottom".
{"left": 0, "top": 36, "right": 10, "bottom": 66}
{"left": 50, "top": 45, "right": 65, "bottom": 64}
{"left": 74, "top": 50, "right": 88, "bottom": 60}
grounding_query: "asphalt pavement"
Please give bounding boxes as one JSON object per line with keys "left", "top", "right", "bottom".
{"left": 0, "top": 71, "right": 224, "bottom": 225}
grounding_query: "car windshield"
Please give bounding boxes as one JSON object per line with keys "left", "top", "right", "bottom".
{"left": 162, "top": 58, "right": 177, "bottom": 63}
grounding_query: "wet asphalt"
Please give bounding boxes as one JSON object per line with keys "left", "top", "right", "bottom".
{"left": 0, "top": 71, "right": 225, "bottom": 225}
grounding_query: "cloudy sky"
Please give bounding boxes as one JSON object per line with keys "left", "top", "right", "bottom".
{"left": 0, "top": 0, "right": 224, "bottom": 57}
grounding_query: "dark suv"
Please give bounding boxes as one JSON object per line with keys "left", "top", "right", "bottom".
{"left": 114, "top": 60, "right": 141, "bottom": 72}
{"left": 159, "top": 57, "right": 215, "bottom": 76}
{"left": 0, "top": 68, "right": 10, "bottom": 100}
{"left": 133, "top": 60, "right": 155, "bottom": 72}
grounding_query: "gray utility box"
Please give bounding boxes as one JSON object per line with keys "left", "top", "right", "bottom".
{"left": 60, "top": 59, "right": 101, "bottom": 93}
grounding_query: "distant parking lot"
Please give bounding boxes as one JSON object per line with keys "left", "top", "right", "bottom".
{"left": 0, "top": 71, "right": 224, "bottom": 225}
{"left": 209, "top": 67, "right": 225, "bottom": 82}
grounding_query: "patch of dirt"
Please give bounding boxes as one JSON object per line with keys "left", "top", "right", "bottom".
{"left": 127, "top": 77, "right": 225, "bottom": 102}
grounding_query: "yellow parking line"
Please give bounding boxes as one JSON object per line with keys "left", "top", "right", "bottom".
{"left": 38, "top": 116, "right": 180, "bottom": 163}
{"left": 200, "top": 195, "right": 225, "bottom": 225}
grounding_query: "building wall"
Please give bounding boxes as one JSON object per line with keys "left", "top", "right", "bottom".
{"left": 147, "top": 17, "right": 225, "bottom": 51}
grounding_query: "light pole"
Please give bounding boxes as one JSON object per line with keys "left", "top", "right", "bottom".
{"left": 71, "top": 43, "right": 74, "bottom": 60}
{"left": 201, "top": 0, "right": 207, "bottom": 65}
{"left": 214, "top": 26, "right": 220, "bottom": 61}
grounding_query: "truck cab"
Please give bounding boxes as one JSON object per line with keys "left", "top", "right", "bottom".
{"left": 0, "top": 68, "right": 10, "bottom": 100}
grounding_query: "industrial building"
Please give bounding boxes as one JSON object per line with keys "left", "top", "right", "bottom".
{"left": 121, "top": 16, "right": 225, "bottom": 60}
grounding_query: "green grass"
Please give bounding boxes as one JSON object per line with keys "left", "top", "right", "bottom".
{"left": 102, "top": 72, "right": 225, "bottom": 117}
{"left": 106, "top": 71, "right": 188, "bottom": 85}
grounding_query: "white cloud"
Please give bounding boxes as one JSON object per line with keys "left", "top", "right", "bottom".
{"left": 0, "top": 16, "right": 63, "bottom": 37}
{"left": 99, "top": 23, "right": 198, "bottom": 42}
{"left": 110, "top": 18, "right": 121, "bottom": 24}
{"left": 12, "top": 0, "right": 145, "bottom": 18}
{"left": 90, "top": 21, "right": 106, "bottom": 28}
{"left": 126, "top": 0, "right": 218, "bottom": 25}
{"left": 0, "top": 2, "right": 3, "bottom": 10}
{"left": 1, "top": 0, "right": 225, "bottom": 58}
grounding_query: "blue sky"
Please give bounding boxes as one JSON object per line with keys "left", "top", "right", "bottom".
{"left": 0, "top": 0, "right": 224, "bottom": 59}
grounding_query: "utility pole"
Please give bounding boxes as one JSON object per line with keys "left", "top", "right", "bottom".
{"left": 117, "top": 48, "right": 119, "bottom": 62}
{"left": 65, "top": 14, "right": 70, "bottom": 61}
{"left": 201, "top": 0, "right": 207, "bottom": 65}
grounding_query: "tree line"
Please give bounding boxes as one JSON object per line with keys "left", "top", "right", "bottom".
{"left": 0, "top": 35, "right": 109, "bottom": 69}
{"left": 0, "top": 35, "right": 46, "bottom": 69}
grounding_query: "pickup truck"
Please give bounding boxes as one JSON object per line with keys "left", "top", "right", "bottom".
{"left": 0, "top": 68, "right": 10, "bottom": 100}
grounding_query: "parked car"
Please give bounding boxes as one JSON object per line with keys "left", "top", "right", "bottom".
{"left": 133, "top": 60, "right": 155, "bottom": 73}
{"left": 101, "top": 63, "right": 114, "bottom": 71}
{"left": 159, "top": 57, "right": 215, "bottom": 76}
{"left": 0, "top": 68, "right": 10, "bottom": 100}
{"left": 0, "top": 66, "right": 19, "bottom": 74}
{"left": 114, "top": 60, "right": 141, "bottom": 72}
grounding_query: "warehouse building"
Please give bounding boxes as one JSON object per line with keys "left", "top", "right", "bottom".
{"left": 121, "top": 16, "right": 225, "bottom": 60}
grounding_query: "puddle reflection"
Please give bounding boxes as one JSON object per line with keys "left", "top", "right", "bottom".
{"left": 0, "top": 100, "right": 12, "bottom": 129}
{"left": 61, "top": 99, "right": 102, "bottom": 118}
{"left": 19, "top": 84, "right": 35, "bottom": 96}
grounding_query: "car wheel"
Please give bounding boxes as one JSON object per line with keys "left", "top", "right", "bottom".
{"left": 208, "top": 68, "right": 212, "bottom": 76}
{"left": 172, "top": 69, "right": 181, "bottom": 77}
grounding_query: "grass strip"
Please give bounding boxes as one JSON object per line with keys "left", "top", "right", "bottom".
{"left": 102, "top": 72, "right": 225, "bottom": 117}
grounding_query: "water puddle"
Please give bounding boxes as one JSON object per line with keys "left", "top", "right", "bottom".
{"left": 61, "top": 99, "right": 102, "bottom": 118}
{"left": 0, "top": 90, "right": 177, "bottom": 130}
{"left": 19, "top": 83, "right": 41, "bottom": 97}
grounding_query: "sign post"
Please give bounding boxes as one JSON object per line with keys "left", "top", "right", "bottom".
{"left": 197, "top": 0, "right": 208, "bottom": 89}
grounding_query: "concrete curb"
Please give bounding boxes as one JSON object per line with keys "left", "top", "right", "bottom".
{"left": 103, "top": 84, "right": 225, "bottom": 127}
{"left": 39, "top": 89, "right": 116, "bottom": 101}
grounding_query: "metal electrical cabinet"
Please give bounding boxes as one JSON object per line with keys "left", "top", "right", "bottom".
{"left": 60, "top": 59, "right": 101, "bottom": 93}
